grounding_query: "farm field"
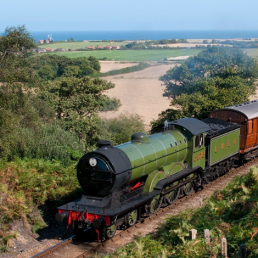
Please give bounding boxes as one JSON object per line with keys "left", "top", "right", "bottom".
{"left": 38, "top": 41, "right": 130, "bottom": 49}
{"left": 99, "top": 61, "right": 139, "bottom": 73}
{"left": 99, "top": 62, "right": 176, "bottom": 128}
{"left": 38, "top": 39, "right": 209, "bottom": 50}
{"left": 46, "top": 49, "right": 200, "bottom": 61}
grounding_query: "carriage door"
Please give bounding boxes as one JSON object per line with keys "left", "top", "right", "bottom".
{"left": 247, "top": 120, "right": 255, "bottom": 149}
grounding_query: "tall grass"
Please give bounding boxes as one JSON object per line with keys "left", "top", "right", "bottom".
{"left": 0, "top": 157, "right": 81, "bottom": 251}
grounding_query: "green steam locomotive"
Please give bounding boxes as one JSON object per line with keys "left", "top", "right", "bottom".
{"left": 56, "top": 116, "right": 240, "bottom": 241}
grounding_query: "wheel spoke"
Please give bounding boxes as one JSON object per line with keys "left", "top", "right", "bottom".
{"left": 105, "top": 223, "right": 116, "bottom": 239}
{"left": 165, "top": 188, "right": 179, "bottom": 204}
{"left": 148, "top": 195, "right": 163, "bottom": 214}
{"left": 184, "top": 175, "right": 194, "bottom": 195}
{"left": 126, "top": 209, "right": 138, "bottom": 227}
{"left": 165, "top": 181, "right": 180, "bottom": 205}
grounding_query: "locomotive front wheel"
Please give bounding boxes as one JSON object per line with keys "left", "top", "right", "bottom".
{"left": 148, "top": 195, "right": 163, "bottom": 214}
{"left": 105, "top": 223, "right": 117, "bottom": 239}
{"left": 125, "top": 209, "right": 138, "bottom": 227}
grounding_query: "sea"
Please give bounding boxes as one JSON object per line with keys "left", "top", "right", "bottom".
{"left": 29, "top": 30, "right": 258, "bottom": 41}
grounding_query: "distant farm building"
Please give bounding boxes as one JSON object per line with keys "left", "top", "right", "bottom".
{"left": 36, "top": 48, "right": 46, "bottom": 53}
{"left": 112, "top": 45, "right": 120, "bottom": 49}
{"left": 46, "top": 48, "right": 55, "bottom": 52}
{"left": 104, "top": 46, "right": 112, "bottom": 50}
{"left": 55, "top": 48, "right": 66, "bottom": 52}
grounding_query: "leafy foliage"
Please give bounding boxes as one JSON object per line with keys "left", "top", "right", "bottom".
{"left": 29, "top": 54, "right": 100, "bottom": 80}
{"left": 39, "top": 76, "right": 115, "bottom": 149}
{"left": 154, "top": 46, "right": 258, "bottom": 127}
{"left": 100, "top": 96, "right": 121, "bottom": 112}
{"left": 0, "top": 83, "right": 84, "bottom": 163}
{"left": 99, "top": 113, "right": 146, "bottom": 145}
{"left": 0, "top": 25, "right": 36, "bottom": 83}
{"left": 0, "top": 158, "right": 82, "bottom": 252}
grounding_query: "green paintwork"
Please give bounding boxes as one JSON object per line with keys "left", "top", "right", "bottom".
{"left": 192, "top": 147, "right": 205, "bottom": 169}
{"left": 184, "top": 133, "right": 205, "bottom": 169}
{"left": 117, "top": 130, "right": 188, "bottom": 192}
{"left": 209, "top": 129, "right": 240, "bottom": 165}
{"left": 163, "top": 161, "right": 185, "bottom": 176}
{"left": 143, "top": 170, "right": 166, "bottom": 193}
{"left": 114, "top": 120, "right": 240, "bottom": 194}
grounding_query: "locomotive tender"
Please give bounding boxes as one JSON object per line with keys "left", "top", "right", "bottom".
{"left": 56, "top": 100, "right": 258, "bottom": 241}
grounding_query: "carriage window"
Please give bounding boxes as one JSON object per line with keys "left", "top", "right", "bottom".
{"left": 179, "top": 140, "right": 182, "bottom": 145}
{"left": 175, "top": 142, "right": 177, "bottom": 146}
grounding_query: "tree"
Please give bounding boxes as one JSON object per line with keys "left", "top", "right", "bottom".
{"left": 0, "top": 25, "right": 36, "bottom": 83}
{"left": 63, "top": 65, "right": 80, "bottom": 77}
{"left": 38, "top": 65, "right": 57, "bottom": 80}
{"left": 39, "top": 76, "right": 115, "bottom": 149}
{"left": 154, "top": 46, "right": 258, "bottom": 127}
{"left": 30, "top": 54, "right": 100, "bottom": 80}
{"left": 88, "top": 56, "right": 101, "bottom": 72}
{"left": 160, "top": 46, "right": 258, "bottom": 99}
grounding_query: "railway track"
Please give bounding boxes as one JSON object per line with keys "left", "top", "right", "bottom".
{"left": 27, "top": 158, "right": 258, "bottom": 258}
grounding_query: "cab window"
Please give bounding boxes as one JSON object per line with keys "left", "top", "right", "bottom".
{"left": 195, "top": 134, "right": 203, "bottom": 148}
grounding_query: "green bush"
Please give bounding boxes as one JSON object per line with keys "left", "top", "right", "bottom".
{"left": 100, "top": 96, "right": 121, "bottom": 111}
{"left": 0, "top": 158, "right": 79, "bottom": 221}
{"left": 98, "top": 113, "right": 146, "bottom": 145}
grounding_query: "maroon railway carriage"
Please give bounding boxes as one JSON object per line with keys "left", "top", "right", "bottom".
{"left": 209, "top": 100, "right": 258, "bottom": 160}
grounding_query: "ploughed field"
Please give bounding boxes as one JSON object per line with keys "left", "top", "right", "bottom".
{"left": 99, "top": 61, "right": 175, "bottom": 128}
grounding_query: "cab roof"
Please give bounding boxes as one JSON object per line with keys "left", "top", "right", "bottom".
{"left": 167, "top": 118, "right": 211, "bottom": 136}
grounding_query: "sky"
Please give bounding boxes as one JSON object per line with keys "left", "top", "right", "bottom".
{"left": 1, "top": 0, "right": 258, "bottom": 32}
